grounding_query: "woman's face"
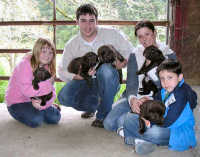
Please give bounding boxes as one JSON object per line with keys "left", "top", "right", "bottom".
{"left": 39, "top": 44, "right": 54, "bottom": 66}
{"left": 136, "top": 27, "right": 156, "bottom": 48}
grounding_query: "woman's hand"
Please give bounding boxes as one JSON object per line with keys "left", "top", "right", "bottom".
{"left": 32, "top": 98, "right": 42, "bottom": 110}
{"left": 130, "top": 97, "right": 142, "bottom": 113}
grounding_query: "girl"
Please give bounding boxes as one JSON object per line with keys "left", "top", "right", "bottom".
{"left": 5, "top": 38, "right": 61, "bottom": 128}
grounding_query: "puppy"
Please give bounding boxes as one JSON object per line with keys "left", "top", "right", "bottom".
{"left": 138, "top": 100, "right": 165, "bottom": 134}
{"left": 31, "top": 67, "right": 52, "bottom": 106}
{"left": 136, "top": 45, "right": 165, "bottom": 96}
{"left": 68, "top": 52, "right": 98, "bottom": 86}
{"left": 97, "top": 45, "right": 125, "bottom": 83}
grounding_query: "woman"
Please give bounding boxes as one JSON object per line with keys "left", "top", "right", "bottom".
{"left": 103, "top": 20, "right": 176, "bottom": 132}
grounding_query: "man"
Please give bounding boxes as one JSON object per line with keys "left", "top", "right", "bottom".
{"left": 58, "top": 4, "right": 134, "bottom": 128}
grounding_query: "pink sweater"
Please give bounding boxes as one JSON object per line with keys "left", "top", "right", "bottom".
{"left": 5, "top": 55, "right": 56, "bottom": 110}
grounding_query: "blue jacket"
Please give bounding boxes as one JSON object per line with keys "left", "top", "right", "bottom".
{"left": 154, "top": 79, "right": 197, "bottom": 151}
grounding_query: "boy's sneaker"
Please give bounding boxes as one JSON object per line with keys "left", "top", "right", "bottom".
{"left": 134, "top": 139, "right": 156, "bottom": 155}
{"left": 117, "top": 127, "right": 124, "bottom": 138}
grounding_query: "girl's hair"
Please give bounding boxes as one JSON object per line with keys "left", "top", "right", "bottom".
{"left": 135, "top": 20, "right": 155, "bottom": 36}
{"left": 76, "top": 4, "right": 98, "bottom": 20}
{"left": 31, "top": 38, "right": 56, "bottom": 76}
{"left": 137, "top": 45, "right": 165, "bottom": 75}
{"left": 139, "top": 100, "right": 165, "bottom": 134}
{"left": 156, "top": 59, "right": 182, "bottom": 76}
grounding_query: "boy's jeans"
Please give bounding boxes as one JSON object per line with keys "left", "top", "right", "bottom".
{"left": 123, "top": 112, "right": 170, "bottom": 146}
{"left": 58, "top": 63, "right": 120, "bottom": 120}
{"left": 7, "top": 102, "right": 61, "bottom": 128}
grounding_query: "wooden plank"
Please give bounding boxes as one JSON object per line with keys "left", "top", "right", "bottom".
{"left": 0, "top": 20, "right": 169, "bottom": 26}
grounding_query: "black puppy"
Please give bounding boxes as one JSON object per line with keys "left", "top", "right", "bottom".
{"left": 31, "top": 67, "right": 52, "bottom": 106}
{"left": 68, "top": 52, "right": 98, "bottom": 87}
{"left": 136, "top": 45, "right": 165, "bottom": 96}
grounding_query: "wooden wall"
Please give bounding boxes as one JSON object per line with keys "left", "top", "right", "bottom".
{"left": 170, "top": 0, "right": 200, "bottom": 85}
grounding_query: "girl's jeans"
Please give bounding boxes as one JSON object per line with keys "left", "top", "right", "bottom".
{"left": 7, "top": 102, "right": 61, "bottom": 128}
{"left": 58, "top": 63, "right": 120, "bottom": 121}
{"left": 123, "top": 113, "right": 170, "bottom": 146}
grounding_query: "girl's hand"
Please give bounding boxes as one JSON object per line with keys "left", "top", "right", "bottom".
{"left": 32, "top": 98, "right": 42, "bottom": 110}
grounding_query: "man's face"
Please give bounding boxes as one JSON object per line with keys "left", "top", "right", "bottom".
{"left": 77, "top": 14, "right": 97, "bottom": 41}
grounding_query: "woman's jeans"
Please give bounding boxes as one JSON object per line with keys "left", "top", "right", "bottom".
{"left": 123, "top": 113, "right": 170, "bottom": 146}
{"left": 58, "top": 63, "right": 120, "bottom": 121}
{"left": 103, "top": 98, "right": 130, "bottom": 131}
{"left": 7, "top": 102, "right": 61, "bottom": 128}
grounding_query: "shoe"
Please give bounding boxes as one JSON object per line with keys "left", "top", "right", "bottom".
{"left": 91, "top": 119, "right": 104, "bottom": 128}
{"left": 81, "top": 112, "right": 95, "bottom": 119}
{"left": 117, "top": 127, "right": 124, "bottom": 138}
{"left": 134, "top": 139, "right": 156, "bottom": 155}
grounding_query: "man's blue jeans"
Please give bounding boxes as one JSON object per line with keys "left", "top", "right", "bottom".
{"left": 58, "top": 79, "right": 99, "bottom": 113}
{"left": 7, "top": 102, "right": 61, "bottom": 128}
{"left": 123, "top": 113, "right": 170, "bottom": 146}
{"left": 96, "top": 63, "right": 120, "bottom": 120}
{"left": 58, "top": 63, "right": 120, "bottom": 120}
{"left": 103, "top": 98, "right": 130, "bottom": 131}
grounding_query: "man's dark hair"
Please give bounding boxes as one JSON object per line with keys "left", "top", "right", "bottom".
{"left": 157, "top": 59, "right": 182, "bottom": 76}
{"left": 135, "top": 20, "right": 155, "bottom": 36}
{"left": 76, "top": 4, "right": 98, "bottom": 20}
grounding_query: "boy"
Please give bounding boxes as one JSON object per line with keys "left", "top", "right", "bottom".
{"left": 123, "top": 59, "right": 197, "bottom": 155}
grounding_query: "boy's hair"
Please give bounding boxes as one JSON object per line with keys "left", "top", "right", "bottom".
{"left": 76, "top": 4, "right": 98, "bottom": 20}
{"left": 139, "top": 100, "right": 166, "bottom": 134}
{"left": 135, "top": 20, "right": 155, "bottom": 36}
{"left": 31, "top": 38, "right": 56, "bottom": 76}
{"left": 157, "top": 59, "right": 182, "bottom": 76}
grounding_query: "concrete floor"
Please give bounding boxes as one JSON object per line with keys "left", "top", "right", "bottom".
{"left": 0, "top": 86, "right": 199, "bottom": 157}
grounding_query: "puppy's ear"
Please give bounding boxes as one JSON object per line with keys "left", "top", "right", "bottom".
{"left": 32, "top": 79, "right": 40, "bottom": 90}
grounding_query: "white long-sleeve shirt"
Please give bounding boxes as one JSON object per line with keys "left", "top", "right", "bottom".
{"left": 58, "top": 26, "right": 134, "bottom": 82}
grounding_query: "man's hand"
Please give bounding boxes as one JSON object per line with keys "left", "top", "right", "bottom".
{"left": 115, "top": 59, "right": 127, "bottom": 69}
{"left": 73, "top": 74, "right": 84, "bottom": 80}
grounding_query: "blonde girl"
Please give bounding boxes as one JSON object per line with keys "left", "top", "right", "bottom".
{"left": 5, "top": 38, "right": 61, "bottom": 128}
